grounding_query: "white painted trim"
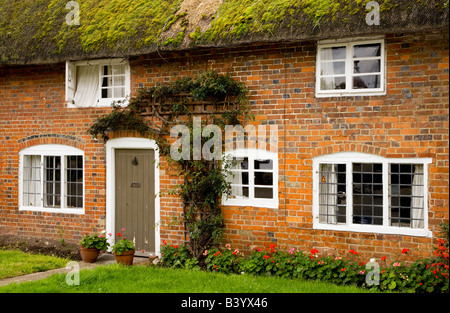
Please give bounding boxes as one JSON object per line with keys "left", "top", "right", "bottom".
{"left": 19, "top": 144, "right": 85, "bottom": 214}
{"left": 312, "top": 152, "right": 433, "bottom": 237}
{"left": 105, "top": 137, "right": 161, "bottom": 256}
{"left": 222, "top": 148, "right": 279, "bottom": 209}
{"left": 315, "top": 38, "right": 386, "bottom": 98}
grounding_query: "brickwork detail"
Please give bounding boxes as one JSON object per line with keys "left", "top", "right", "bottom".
{"left": 0, "top": 31, "right": 448, "bottom": 261}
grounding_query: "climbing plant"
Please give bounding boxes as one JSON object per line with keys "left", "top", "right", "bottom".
{"left": 89, "top": 70, "right": 252, "bottom": 259}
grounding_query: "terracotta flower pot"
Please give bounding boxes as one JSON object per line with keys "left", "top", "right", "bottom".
{"left": 114, "top": 249, "right": 135, "bottom": 266}
{"left": 80, "top": 246, "right": 101, "bottom": 263}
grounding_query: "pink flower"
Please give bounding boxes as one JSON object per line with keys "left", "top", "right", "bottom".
{"left": 203, "top": 250, "right": 208, "bottom": 256}
{"left": 225, "top": 244, "right": 231, "bottom": 250}
{"left": 122, "top": 228, "right": 125, "bottom": 231}
{"left": 289, "top": 248, "right": 295, "bottom": 254}
{"left": 108, "top": 233, "right": 112, "bottom": 236}
{"left": 393, "top": 262, "right": 401, "bottom": 267}
{"left": 359, "top": 271, "right": 365, "bottom": 274}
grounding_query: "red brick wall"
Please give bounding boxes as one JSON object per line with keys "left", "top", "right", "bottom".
{"left": 0, "top": 31, "right": 448, "bottom": 261}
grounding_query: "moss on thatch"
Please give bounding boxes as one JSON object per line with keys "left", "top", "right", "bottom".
{"left": 0, "top": 0, "right": 448, "bottom": 65}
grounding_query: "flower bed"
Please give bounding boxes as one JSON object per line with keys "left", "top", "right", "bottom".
{"left": 160, "top": 225, "right": 449, "bottom": 293}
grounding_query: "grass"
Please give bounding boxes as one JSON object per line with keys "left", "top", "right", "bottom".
{"left": 0, "top": 249, "right": 69, "bottom": 280}
{"left": 0, "top": 263, "right": 377, "bottom": 293}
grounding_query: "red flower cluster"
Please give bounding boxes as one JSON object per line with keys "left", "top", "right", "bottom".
{"left": 263, "top": 255, "right": 270, "bottom": 259}
{"left": 348, "top": 249, "right": 357, "bottom": 255}
{"left": 213, "top": 251, "right": 221, "bottom": 257}
{"left": 269, "top": 244, "right": 276, "bottom": 253}
{"left": 402, "top": 248, "right": 410, "bottom": 254}
{"left": 430, "top": 237, "right": 449, "bottom": 279}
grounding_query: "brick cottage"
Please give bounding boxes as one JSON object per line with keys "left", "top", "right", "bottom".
{"left": 0, "top": 0, "right": 448, "bottom": 261}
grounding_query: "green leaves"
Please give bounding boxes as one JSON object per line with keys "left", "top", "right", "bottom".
{"left": 80, "top": 232, "right": 109, "bottom": 251}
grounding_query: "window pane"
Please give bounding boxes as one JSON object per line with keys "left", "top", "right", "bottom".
{"left": 113, "top": 75, "right": 125, "bottom": 87}
{"left": 23, "top": 155, "right": 41, "bottom": 207}
{"left": 230, "top": 186, "right": 249, "bottom": 199}
{"left": 320, "top": 46, "right": 346, "bottom": 60}
{"left": 255, "top": 187, "right": 273, "bottom": 199}
{"left": 111, "top": 64, "right": 125, "bottom": 75}
{"left": 389, "top": 164, "right": 424, "bottom": 228}
{"left": 254, "top": 159, "right": 272, "bottom": 170}
{"left": 44, "top": 156, "right": 61, "bottom": 208}
{"left": 255, "top": 172, "right": 273, "bottom": 186}
{"left": 228, "top": 171, "right": 249, "bottom": 185}
{"left": 65, "top": 155, "right": 83, "bottom": 208}
{"left": 231, "top": 157, "right": 248, "bottom": 170}
{"left": 353, "top": 43, "right": 381, "bottom": 58}
{"left": 319, "top": 164, "right": 346, "bottom": 224}
{"left": 113, "top": 87, "right": 125, "bottom": 98}
{"left": 352, "top": 163, "right": 383, "bottom": 225}
{"left": 352, "top": 75, "right": 380, "bottom": 89}
{"left": 353, "top": 59, "right": 380, "bottom": 74}
{"left": 320, "top": 76, "right": 346, "bottom": 90}
{"left": 320, "top": 61, "right": 345, "bottom": 75}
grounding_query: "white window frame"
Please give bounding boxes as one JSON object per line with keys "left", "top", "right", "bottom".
{"left": 222, "top": 149, "right": 279, "bottom": 209}
{"left": 316, "top": 37, "right": 386, "bottom": 97}
{"left": 65, "top": 58, "right": 130, "bottom": 108}
{"left": 312, "top": 152, "right": 432, "bottom": 237}
{"left": 19, "top": 144, "right": 85, "bottom": 214}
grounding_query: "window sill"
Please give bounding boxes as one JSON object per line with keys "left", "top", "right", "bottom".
{"left": 66, "top": 98, "right": 129, "bottom": 109}
{"left": 315, "top": 90, "right": 386, "bottom": 98}
{"left": 222, "top": 198, "right": 279, "bottom": 209}
{"left": 19, "top": 206, "right": 85, "bottom": 215}
{"left": 313, "top": 222, "right": 432, "bottom": 238}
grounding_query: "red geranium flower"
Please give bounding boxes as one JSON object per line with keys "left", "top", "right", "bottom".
{"left": 311, "top": 249, "right": 319, "bottom": 254}
{"left": 402, "top": 248, "right": 410, "bottom": 254}
{"left": 270, "top": 244, "right": 276, "bottom": 252}
{"left": 263, "top": 255, "right": 270, "bottom": 259}
{"left": 117, "top": 232, "right": 122, "bottom": 237}
{"left": 381, "top": 256, "right": 387, "bottom": 261}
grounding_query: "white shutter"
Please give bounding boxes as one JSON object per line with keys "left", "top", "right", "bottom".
{"left": 65, "top": 61, "right": 76, "bottom": 104}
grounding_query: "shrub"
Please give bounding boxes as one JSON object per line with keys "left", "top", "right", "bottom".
{"left": 160, "top": 241, "right": 198, "bottom": 269}
{"left": 204, "top": 244, "right": 244, "bottom": 274}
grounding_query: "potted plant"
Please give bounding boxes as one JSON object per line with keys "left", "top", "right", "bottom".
{"left": 112, "top": 229, "right": 135, "bottom": 266}
{"left": 79, "top": 231, "right": 109, "bottom": 263}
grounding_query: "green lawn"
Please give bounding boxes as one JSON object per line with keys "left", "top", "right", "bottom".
{"left": 0, "top": 263, "right": 377, "bottom": 293}
{"left": 0, "top": 249, "right": 69, "bottom": 280}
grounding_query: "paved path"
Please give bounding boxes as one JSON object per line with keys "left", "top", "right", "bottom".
{"left": 0, "top": 253, "right": 151, "bottom": 287}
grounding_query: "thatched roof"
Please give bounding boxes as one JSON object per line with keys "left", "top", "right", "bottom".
{"left": 0, "top": 0, "right": 448, "bottom": 65}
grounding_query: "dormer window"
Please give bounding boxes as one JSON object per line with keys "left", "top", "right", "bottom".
{"left": 316, "top": 38, "right": 385, "bottom": 97}
{"left": 65, "top": 59, "right": 130, "bottom": 108}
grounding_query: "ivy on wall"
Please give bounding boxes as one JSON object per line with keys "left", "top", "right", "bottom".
{"left": 89, "top": 70, "right": 252, "bottom": 258}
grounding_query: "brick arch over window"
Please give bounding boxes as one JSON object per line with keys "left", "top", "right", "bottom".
{"left": 18, "top": 134, "right": 85, "bottom": 151}
{"left": 310, "top": 143, "right": 388, "bottom": 158}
